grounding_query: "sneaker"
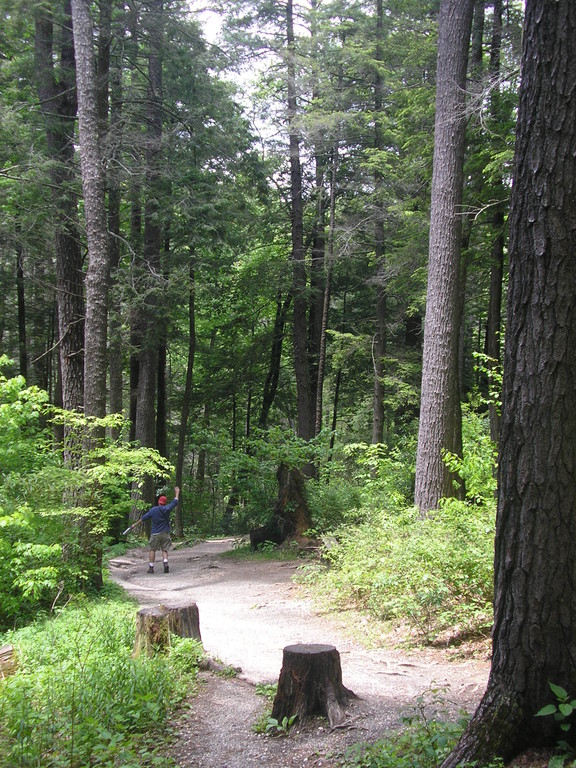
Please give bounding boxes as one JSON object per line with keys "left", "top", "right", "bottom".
{"left": 147, "top": 566, "right": 154, "bottom": 574}
{"left": 163, "top": 563, "right": 169, "bottom": 574}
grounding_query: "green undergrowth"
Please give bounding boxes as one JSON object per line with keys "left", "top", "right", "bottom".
{"left": 338, "top": 688, "right": 502, "bottom": 768}
{"left": 299, "top": 407, "right": 497, "bottom": 646}
{"left": 222, "top": 539, "right": 305, "bottom": 561}
{"left": 0, "top": 593, "right": 203, "bottom": 768}
{"left": 299, "top": 500, "right": 494, "bottom": 646}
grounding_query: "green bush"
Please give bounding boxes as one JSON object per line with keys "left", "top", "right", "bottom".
{"left": 302, "top": 409, "right": 496, "bottom": 644}
{"left": 0, "top": 599, "right": 199, "bottom": 768}
{"left": 339, "top": 688, "right": 481, "bottom": 768}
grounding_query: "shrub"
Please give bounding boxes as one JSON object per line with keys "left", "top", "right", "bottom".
{"left": 302, "top": 408, "right": 496, "bottom": 644}
{"left": 340, "top": 688, "right": 479, "bottom": 768}
{"left": 0, "top": 599, "right": 198, "bottom": 767}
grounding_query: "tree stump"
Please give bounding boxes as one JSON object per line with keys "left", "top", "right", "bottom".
{"left": 133, "top": 606, "right": 171, "bottom": 657}
{"left": 160, "top": 603, "right": 201, "bottom": 641}
{"left": 0, "top": 644, "right": 17, "bottom": 678}
{"left": 271, "top": 643, "right": 356, "bottom": 728}
{"left": 133, "top": 603, "right": 202, "bottom": 658}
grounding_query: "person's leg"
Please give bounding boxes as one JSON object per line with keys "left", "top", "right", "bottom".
{"left": 162, "top": 549, "right": 169, "bottom": 573}
{"left": 148, "top": 548, "right": 156, "bottom": 574}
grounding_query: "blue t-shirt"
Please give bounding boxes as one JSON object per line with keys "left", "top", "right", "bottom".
{"left": 141, "top": 498, "right": 179, "bottom": 534}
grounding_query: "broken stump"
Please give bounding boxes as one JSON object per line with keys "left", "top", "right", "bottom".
{"left": 271, "top": 643, "right": 356, "bottom": 728}
{"left": 133, "top": 602, "right": 202, "bottom": 658}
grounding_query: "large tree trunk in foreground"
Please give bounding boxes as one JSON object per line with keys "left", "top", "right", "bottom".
{"left": 443, "top": 2, "right": 576, "bottom": 765}
{"left": 414, "top": 0, "right": 475, "bottom": 512}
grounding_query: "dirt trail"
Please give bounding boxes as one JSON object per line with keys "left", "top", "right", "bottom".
{"left": 109, "top": 538, "right": 489, "bottom": 767}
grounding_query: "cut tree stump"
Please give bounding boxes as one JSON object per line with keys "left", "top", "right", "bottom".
{"left": 271, "top": 643, "right": 356, "bottom": 728}
{"left": 133, "top": 603, "right": 202, "bottom": 657}
{"left": 0, "top": 644, "right": 17, "bottom": 678}
{"left": 160, "top": 603, "right": 201, "bottom": 641}
{"left": 133, "top": 606, "right": 171, "bottom": 657}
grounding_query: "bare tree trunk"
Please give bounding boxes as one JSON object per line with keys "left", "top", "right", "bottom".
{"left": 315, "top": 146, "right": 337, "bottom": 437}
{"left": 71, "top": 0, "right": 110, "bottom": 424}
{"left": 286, "top": 0, "right": 314, "bottom": 447}
{"left": 175, "top": 255, "right": 196, "bottom": 536}
{"left": 414, "top": 0, "right": 474, "bottom": 512}
{"left": 34, "top": 0, "right": 84, "bottom": 414}
{"left": 443, "top": 2, "right": 576, "bottom": 764}
{"left": 258, "top": 292, "right": 291, "bottom": 430}
{"left": 371, "top": 0, "right": 387, "bottom": 446}
{"left": 133, "top": 0, "right": 164, "bottom": 505}
{"left": 16, "top": 246, "right": 27, "bottom": 380}
{"left": 484, "top": 0, "right": 504, "bottom": 445}
{"left": 106, "top": 14, "right": 125, "bottom": 440}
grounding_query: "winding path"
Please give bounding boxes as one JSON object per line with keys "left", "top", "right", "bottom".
{"left": 109, "top": 538, "right": 489, "bottom": 767}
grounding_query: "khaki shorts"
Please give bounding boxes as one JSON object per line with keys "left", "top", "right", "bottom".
{"left": 149, "top": 532, "right": 172, "bottom": 552}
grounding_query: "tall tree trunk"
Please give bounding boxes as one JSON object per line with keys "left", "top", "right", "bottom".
{"left": 71, "top": 0, "right": 111, "bottom": 589}
{"left": 442, "top": 2, "right": 576, "bottom": 764}
{"left": 315, "top": 146, "right": 337, "bottom": 437}
{"left": 133, "top": 0, "right": 164, "bottom": 505}
{"left": 371, "top": 0, "right": 387, "bottom": 445}
{"left": 16, "top": 246, "right": 27, "bottom": 380}
{"left": 286, "top": 0, "right": 314, "bottom": 446}
{"left": 103, "top": 0, "right": 124, "bottom": 439}
{"left": 175, "top": 254, "right": 196, "bottom": 536}
{"left": 484, "top": 0, "right": 504, "bottom": 444}
{"left": 414, "top": 0, "right": 475, "bottom": 512}
{"left": 34, "top": 0, "right": 84, "bottom": 414}
{"left": 258, "top": 291, "right": 292, "bottom": 430}
{"left": 71, "top": 0, "right": 110, "bottom": 424}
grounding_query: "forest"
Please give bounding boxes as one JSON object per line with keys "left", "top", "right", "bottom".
{"left": 2, "top": 0, "right": 576, "bottom": 766}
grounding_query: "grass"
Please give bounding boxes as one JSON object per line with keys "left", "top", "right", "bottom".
{"left": 0, "top": 592, "right": 202, "bottom": 768}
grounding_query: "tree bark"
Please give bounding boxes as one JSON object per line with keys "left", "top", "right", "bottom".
{"left": 258, "top": 291, "right": 291, "bottom": 430}
{"left": 133, "top": 606, "right": 171, "bottom": 657}
{"left": 484, "top": 0, "right": 505, "bottom": 445}
{"left": 286, "top": 0, "right": 314, "bottom": 447}
{"left": 71, "top": 0, "right": 110, "bottom": 425}
{"left": 0, "top": 645, "right": 18, "bottom": 678}
{"left": 175, "top": 254, "right": 196, "bottom": 536}
{"left": 250, "top": 463, "right": 312, "bottom": 549}
{"left": 443, "top": 2, "right": 576, "bottom": 764}
{"left": 414, "top": 0, "right": 475, "bottom": 512}
{"left": 133, "top": 603, "right": 201, "bottom": 658}
{"left": 34, "top": 0, "right": 84, "bottom": 414}
{"left": 16, "top": 246, "right": 27, "bottom": 380}
{"left": 133, "top": 0, "right": 164, "bottom": 482}
{"left": 107, "top": 52, "right": 124, "bottom": 440}
{"left": 272, "top": 644, "right": 356, "bottom": 728}
{"left": 160, "top": 603, "right": 201, "bottom": 641}
{"left": 371, "top": 0, "right": 387, "bottom": 446}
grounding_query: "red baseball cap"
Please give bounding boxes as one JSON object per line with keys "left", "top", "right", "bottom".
{"left": 158, "top": 495, "right": 167, "bottom": 505}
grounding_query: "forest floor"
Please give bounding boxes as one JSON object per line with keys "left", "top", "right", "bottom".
{"left": 108, "top": 539, "right": 547, "bottom": 768}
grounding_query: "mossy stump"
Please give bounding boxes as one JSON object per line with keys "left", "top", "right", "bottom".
{"left": 133, "top": 602, "right": 201, "bottom": 657}
{"left": 271, "top": 643, "right": 356, "bottom": 727}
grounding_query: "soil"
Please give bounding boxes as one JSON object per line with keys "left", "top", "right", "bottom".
{"left": 107, "top": 538, "right": 511, "bottom": 768}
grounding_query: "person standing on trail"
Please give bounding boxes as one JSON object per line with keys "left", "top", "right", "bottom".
{"left": 127, "top": 487, "right": 180, "bottom": 574}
